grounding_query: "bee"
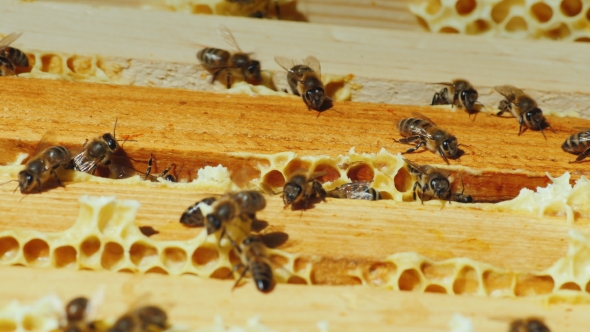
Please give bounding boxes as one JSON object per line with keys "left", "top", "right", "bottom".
{"left": 108, "top": 305, "right": 169, "bottom": 332}
{"left": 394, "top": 112, "right": 461, "bottom": 164}
{"left": 561, "top": 129, "right": 590, "bottom": 163}
{"left": 232, "top": 235, "right": 274, "bottom": 292}
{"left": 452, "top": 175, "right": 473, "bottom": 203}
{"left": 0, "top": 32, "right": 29, "bottom": 76}
{"left": 72, "top": 119, "right": 126, "bottom": 175}
{"left": 327, "top": 182, "right": 381, "bottom": 200}
{"left": 404, "top": 158, "right": 453, "bottom": 204}
{"left": 274, "top": 55, "right": 331, "bottom": 112}
{"left": 197, "top": 24, "right": 261, "bottom": 89}
{"left": 282, "top": 170, "right": 327, "bottom": 209}
{"left": 225, "top": 0, "right": 281, "bottom": 19}
{"left": 59, "top": 297, "right": 90, "bottom": 332}
{"left": 180, "top": 191, "right": 266, "bottom": 243}
{"left": 144, "top": 154, "right": 179, "bottom": 182}
{"left": 13, "top": 145, "right": 71, "bottom": 194}
{"left": 431, "top": 79, "right": 479, "bottom": 112}
{"left": 495, "top": 85, "right": 554, "bottom": 139}
{"left": 509, "top": 318, "right": 550, "bottom": 332}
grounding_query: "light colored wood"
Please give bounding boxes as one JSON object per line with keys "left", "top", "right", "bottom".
{"left": 0, "top": 266, "right": 588, "bottom": 331}
{"left": 1, "top": 0, "right": 589, "bottom": 100}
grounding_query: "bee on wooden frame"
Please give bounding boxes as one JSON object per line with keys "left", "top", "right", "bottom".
{"left": 509, "top": 317, "right": 550, "bottom": 332}
{"left": 282, "top": 169, "right": 327, "bottom": 209}
{"left": 327, "top": 181, "right": 381, "bottom": 201}
{"left": 404, "top": 158, "right": 454, "bottom": 204}
{"left": 561, "top": 128, "right": 590, "bottom": 163}
{"left": 108, "top": 298, "right": 169, "bottom": 332}
{"left": 0, "top": 32, "right": 30, "bottom": 76}
{"left": 231, "top": 235, "right": 274, "bottom": 293}
{"left": 144, "top": 153, "right": 180, "bottom": 182}
{"left": 431, "top": 79, "right": 479, "bottom": 113}
{"left": 394, "top": 112, "right": 462, "bottom": 164}
{"left": 494, "top": 85, "right": 555, "bottom": 139}
{"left": 274, "top": 55, "right": 332, "bottom": 113}
{"left": 197, "top": 24, "right": 262, "bottom": 89}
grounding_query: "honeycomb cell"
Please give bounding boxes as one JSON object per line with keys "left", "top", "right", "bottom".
{"left": 0, "top": 319, "right": 16, "bottom": 331}
{"left": 101, "top": 242, "right": 124, "bottom": 270}
{"left": 575, "top": 37, "right": 590, "bottom": 42}
{"left": 284, "top": 158, "right": 311, "bottom": 177}
{"left": 425, "top": 0, "right": 442, "bottom": 15}
{"left": 263, "top": 170, "right": 286, "bottom": 188}
{"left": 96, "top": 57, "right": 123, "bottom": 81}
{"left": 40, "top": 54, "right": 63, "bottom": 74}
{"left": 231, "top": 164, "right": 260, "bottom": 188}
{"left": 22, "top": 314, "right": 42, "bottom": 331}
{"left": 66, "top": 55, "right": 93, "bottom": 74}
{"left": 191, "top": 246, "right": 219, "bottom": 266}
{"left": 0, "top": 236, "right": 19, "bottom": 261}
{"left": 80, "top": 236, "right": 101, "bottom": 259}
{"left": 492, "top": 0, "right": 525, "bottom": 24}
{"left": 421, "top": 262, "right": 456, "bottom": 282}
{"left": 210, "top": 267, "right": 233, "bottom": 279}
{"left": 23, "top": 239, "right": 50, "bottom": 266}
{"left": 287, "top": 276, "right": 308, "bottom": 284}
{"left": 416, "top": 16, "right": 430, "bottom": 31}
{"left": 439, "top": 27, "right": 460, "bottom": 33}
{"left": 466, "top": 19, "right": 492, "bottom": 34}
{"left": 453, "top": 266, "right": 480, "bottom": 294}
{"left": 192, "top": 4, "right": 214, "bottom": 14}
{"left": 325, "top": 80, "right": 347, "bottom": 100}
{"left": 346, "top": 163, "right": 374, "bottom": 182}
{"left": 129, "top": 242, "right": 158, "bottom": 267}
{"left": 560, "top": 0, "right": 582, "bottom": 17}
{"left": 505, "top": 16, "right": 528, "bottom": 31}
{"left": 483, "top": 270, "right": 514, "bottom": 296}
{"left": 54, "top": 246, "right": 77, "bottom": 268}
{"left": 146, "top": 267, "right": 168, "bottom": 274}
{"left": 294, "top": 257, "right": 311, "bottom": 272}
{"left": 541, "top": 23, "right": 571, "bottom": 39}
{"left": 455, "top": 0, "right": 476, "bottom": 16}
{"left": 424, "top": 284, "right": 447, "bottom": 293}
{"left": 313, "top": 163, "right": 340, "bottom": 183}
{"left": 587, "top": 7, "right": 590, "bottom": 21}
{"left": 586, "top": 280, "right": 590, "bottom": 293}
{"left": 514, "top": 274, "right": 555, "bottom": 296}
{"left": 364, "top": 262, "right": 396, "bottom": 286}
{"left": 398, "top": 269, "right": 422, "bottom": 291}
{"left": 270, "top": 254, "right": 289, "bottom": 268}
{"left": 394, "top": 166, "right": 412, "bottom": 192}
{"left": 162, "top": 247, "right": 187, "bottom": 271}
{"left": 531, "top": 2, "right": 553, "bottom": 23}
{"left": 118, "top": 268, "right": 134, "bottom": 273}
{"left": 560, "top": 282, "right": 581, "bottom": 291}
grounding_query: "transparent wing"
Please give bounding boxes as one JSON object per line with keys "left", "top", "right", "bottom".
{"left": 308, "top": 171, "right": 329, "bottom": 182}
{"left": 494, "top": 85, "right": 522, "bottom": 102}
{"left": 302, "top": 55, "right": 321, "bottom": 76}
{"left": 72, "top": 150, "right": 99, "bottom": 173}
{"left": 576, "top": 130, "right": 590, "bottom": 142}
{"left": 0, "top": 32, "right": 23, "bottom": 49}
{"left": 429, "top": 82, "right": 453, "bottom": 86}
{"left": 217, "top": 24, "right": 242, "bottom": 53}
{"left": 108, "top": 163, "right": 143, "bottom": 179}
{"left": 32, "top": 130, "right": 60, "bottom": 156}
{"left": 402, "top": 158, "right": 427, "bottom": 176}
{"left": 410, "top": 111, "right": 437, "bottom": 126}
{"left": 274, "top": 56, "right": 299, "bottom": 71}
{"left": 340, "top": 182, "right": 375, "bottom": 200}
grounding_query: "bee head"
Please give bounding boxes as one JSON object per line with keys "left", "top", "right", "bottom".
{"left": 136, "top": 306, "right": 168, "bottom": 328}
{"left": 17, "top": 170, "right": 36, "bottom": 193}
{"left": 163, "top": 174, "right": 176, "bottom": 182}
{"left": 243, "top": 235, "right": 263, "bottom": 246}
{"left": 65, "top": 297, "right": 89, "bottom": 322}
{"left": 460, "top": 89, "right": 478, "bottom": 110}
{"left": 454, "top": 193, "right": 473, "bottom": 203}
{"left": 206, "top": 202, "right": 234, "bottom": 234}
{"left": 430, "top": 177, "right": 450, "bottom": 199}
{"left": 245, "top": 60, "right": 262, "bottom": 82}
{"left": 282, "top": 182, "right": 302, "bottom": 206}
{"left": 525, "top": 108, "right": 545, "bottom": 130}
{"left": 441, "top": 136, "right": 460, "bottom": 159}
{"left": 305, "top": 87, "right": 326, "bottom": 110}
{"left": 102, "top": 133, "right": 118, "bottom": 152}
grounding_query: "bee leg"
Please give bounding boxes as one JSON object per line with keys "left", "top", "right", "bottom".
{"left": 518, "top": 116, "right": 527, "bottom": 136}
{"left": 36, "top": 178, "right": 42, "bottom": 194}
{"left": 51, "top": 169, "right": 64, "bottom": 187}
{"left": 226, "top": 70, "right": 232, "bottom": 89}
{"left": 145, "top": 154, "right": 153, "bottom": 180}
{"left": 420, "top": 186, "right": 426, "bottom": 205}
{"left": 404, "top": 141, "right": 425, "bottom": 154}
{"left": 497, "top": 100, "right": 511, "bottom": 116}
{"left": 572, "top": 148, "right": 590, "bottom": 163}
{"left": 412, "top": 181, "right": 420, "bottom": 201}
{"left": 274, "top": 0, "right": 281, "bottom": 19}
{"left": 437, "top": 146, "right": 451, "bottom": 165}
{"left": 211, "top": 68, "right": 225, "bottom": 85}
{"left": 218, "top": 227, "right": 227, "bottom": 247}
{"left": 431, "top": 88, "right": 448, "bottom": 106}
{"left": 232, "top": 264, "right": 250, "bottom": 291}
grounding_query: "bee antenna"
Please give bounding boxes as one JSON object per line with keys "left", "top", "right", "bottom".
{"left": 113, "top": 117, "right": 118, "bottom": 141}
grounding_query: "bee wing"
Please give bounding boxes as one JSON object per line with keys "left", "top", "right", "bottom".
{"left": 402, "top": 158, "right": 427, "bottom": 175}
{"left": 410, "top": 111, "right": 438, "bottom": 126}
{"left": 108, "top": 163, "right": 143, "bottom": 179}
{"left": 429, "top": 82, "right": 453, "bottom": 86}
{"left": 72, "top": 149, "right": 100, "bottom": 173}
{"left": 302, "top": 55, "right": 321, "bottom": 76}
{"left": 0, "top": 32, "right": 23, "bottom": 49}
{"left": 274, "top": 56, "right": 299, "bottom": 71}
{"left": 32, "top": 130, "right": 60, "bottom": 156}
{"left": 308, "top": 171, "right": 329, "bottom": 182}
{"left": 494, "top": 85, "right": 523, "bottom": 102}
{"left": 217, "top": 24, "right": 243, "bottom": 53}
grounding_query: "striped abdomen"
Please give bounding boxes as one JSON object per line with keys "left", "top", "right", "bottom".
{"left": 562, "top": 130, "right": 590, "bottom": 154}
{"left": 42, "top": 146, "right": 71, "bottom": 169}
{"left": 0, "top": 47, "right": 29, "bottom": 67}
{"left": 197, "top": 48, "right": 231, "bottom": 68}
{"left": 0, "top": 57, "right": 15, "bottom": 76}
{"left": 250, "top": 258, "right": 273, "bottom": 292}
{"left": 397, "top": 118, "right": 433, "bottom": 137}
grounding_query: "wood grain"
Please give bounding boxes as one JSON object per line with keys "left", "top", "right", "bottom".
{"left": 0, "top": 266, "right": 588, "bottom": 332}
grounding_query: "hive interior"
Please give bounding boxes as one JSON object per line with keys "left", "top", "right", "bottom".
{"left": 409, "top": 0, "right": 590, "bottom": 41}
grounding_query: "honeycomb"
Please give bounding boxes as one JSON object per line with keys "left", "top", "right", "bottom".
{"left": 165, "top": 0, "right": 292, "bottom": 18}
{"left": 1, "top": 148, "right": 590, "bottom": 300}
{"left": 409, "top": 0, "right": 590, "bottom": 41}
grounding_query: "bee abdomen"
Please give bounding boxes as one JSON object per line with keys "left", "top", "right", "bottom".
{"left": 197, "top": 48, "right": 230, "bottom": 67}
{"left": 5, "top": 48, "right": 29, "bottom": 67}
{"left": 562, "top": 132, "right": 590, "bottom": 153}
{"left": 251, "top": 261, "right": 273, "bottom": 292}
{"left": 398, "top": 118, "right": 429, "bottom": 137}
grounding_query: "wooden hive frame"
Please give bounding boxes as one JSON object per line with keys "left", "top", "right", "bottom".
{"left": 1, "top": 1, "right": 590, "bottom": 331}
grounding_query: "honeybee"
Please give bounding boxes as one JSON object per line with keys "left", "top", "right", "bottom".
{"left": 109, "top": 305, "right": 169, "bottom": 332}
{"left": 197, "top": 24, "right": 261, "bottom": 89}
{"left": 561, "top": 129, "right": 590, "bottom": 163}
{"left": 509, "top": 318, "right": 550, "bottom": 332}
{"left": 72, "top": 119, "right": 125, "bottom": 175}
{"left": 452, "top": 175, "right": 473, "bottom": 203}
{"left": 282, "top": 170, "right": 327, "bottom": 209}
{"left": 327, "top": 182, "right": 381, "bottom": 200}
{"left": 232, "top": 235, "right": 274, "bottom": 292}
{"left": 404, "top": 158, "right": 453, "bottom": 204}
{"left": 144, "top": 154, "right": 178, "bottom": 182}
{"left": 394, "top": 112, "right": 461, "bottom": 164}
{"left": 225, "top": 0, "right": 280, "bottom": 19}
{"left": 180, "top": 191, "right": 266, "bottom": 243}
{"left": 495, "top": 85, "right": 555, "bottom": 139}
{"left": 13, "top": 145, "right": 71, "bottom": 194}
{"left": 274, "top": 55, "right": 331, "bottom": 112}
{"left": 431, "top": 79, "right": 479, "bottom": 111}
{"left": 0, "top": 32, "right": 29, "bottom": 76}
